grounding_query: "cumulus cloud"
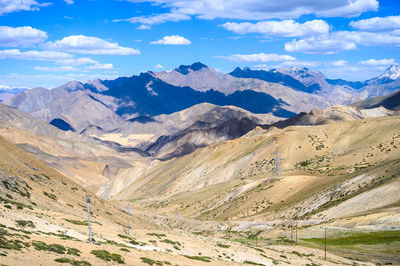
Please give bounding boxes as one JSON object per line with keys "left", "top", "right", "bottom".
{"left": 34, "top": 65, "right": 78, "bottom": 72}
{"left": 86, "top": 63, "right": 113, "bottom": 69}
{"left": 0, "top": 26, "right": 47, "bottom": 47}
{"left": 114, "top": 12, "right": 190, "bottom": 28}
{"left": 0, "top": 72, "right": 117, "bottom": 89}
{"left": 0, "top": 0, "right": 50, "bottom": 15}
{"left": 359, "top": 58, "right": 395, "bottom": 66}
{"left": 350, "top": 15, "right": 400, "bottom": 32}
{"left": 335, "top": 31, "right": 400, "bottom": 46}
{"left": 55, "top": 57, "right": 98, "bottom": 66}
{"left": 150, "top": 35, "right": 191, "bottom": 45}
{"left": 121, "top": 0, "right": 377, "bottom": 24}
{"left": 221, "top": 19, "right": 329, "bottom": 37}
{"left": 284, "top": 30, "right": 400, "bottom": 54}
{"left": 0, "top": 49, "right": 72, "bottom": 60}
{"left": 64, "top": 0, "right": 73, "bottom": 4}
{"left": 332, "top": 60, "right": 347, "bottom": 66}
{"left": 217, "top": 52, "right": 295, "bottom": 62}
{"left": 154, "top": 64, "right": 164, "bottom": 69}
{"left": 46, "top": 35, "right": 140, "bottom": 55}
{"left": 137, "top": 25, "right": 151, "bottom": 30}
{"left": 284, "top": 37, "right": 356, "bottom": 54}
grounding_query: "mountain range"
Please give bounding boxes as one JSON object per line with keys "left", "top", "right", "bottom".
{"left": 2, "top": 62, "right": 400, "bottom": 161}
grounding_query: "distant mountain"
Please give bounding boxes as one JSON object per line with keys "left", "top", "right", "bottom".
{"left": 3, "top": 83, "right": 122, "bottom": 132}
{"left": 145, "top": 117, "right": 259, "bottom": 160}
{"left": 352, "top": 89, "right": 400, "bottom": 111}
{"left": 230, "top": 67, "right": 321, "bottom": 93}
{"left": 174, "top": 62, "right": 208, "bottom": 75}
{"left": 0, "top": 87, "right": 27, "bottom": 102}
{"left": 375, "top": 64, "right": 400, "bottom": 81}
{"left": 152, "top": 64, "right": 336, "bottom": 113}
{"left": 326, "top": 78, "right": 366, "bottom": 90}
{"left": 100, "top": 72, "right": 293, "bottom": 117}
{"left": 357, "top": 65, "right": 400, "bottom": 98}
{"left": 4, "top": 62, "right": 400, "bottom": 152}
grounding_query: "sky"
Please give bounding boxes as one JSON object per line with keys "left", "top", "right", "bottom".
{"left": 0, "top": 0, "right": 399, "bottom": 88}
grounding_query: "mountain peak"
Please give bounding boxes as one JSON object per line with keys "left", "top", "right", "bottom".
{"left": 379, "top": 64, "right": 400, "bottom": 80}
{"left": 175, "top": 62, "right": 208, "bottom": 75}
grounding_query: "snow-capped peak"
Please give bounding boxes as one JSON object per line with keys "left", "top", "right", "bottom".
{"left": 379, "top": 64, "right": 400, "bottom": 80}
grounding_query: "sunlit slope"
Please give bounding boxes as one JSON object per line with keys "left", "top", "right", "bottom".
{"left": 0, "top": 133, "right": 360, "bottom": 266}
{"left": 117, "top": 115, "right": 400, "bottom": 224}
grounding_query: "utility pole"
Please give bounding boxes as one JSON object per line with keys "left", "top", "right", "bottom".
{"left": 324, "top": 228, "right": 327, "bottom": 260}
{"left": 127, "top": 203, "right": 130, "bottom": 236}
{"left": 177, "top": 212, "right": 180, "bottom": 230}
{"left": 290, "top": 226, "right": 293, "bottom": 246}
{"left": 86, "top": 195, "right": 92, "bottom": 244}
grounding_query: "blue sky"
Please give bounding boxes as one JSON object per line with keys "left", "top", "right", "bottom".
{"left": 0, "top": 0, "right": 399, "bottom": 88}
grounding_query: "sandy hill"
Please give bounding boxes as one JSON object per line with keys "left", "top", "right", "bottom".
{"left": 115, "top": 115, "right": 400, "bottom": 263}
{"left": 352, "top": 89, "right": 400, "bottom": 111}
{"left": 0, "top": 132, "right": 363, "bottom": 266}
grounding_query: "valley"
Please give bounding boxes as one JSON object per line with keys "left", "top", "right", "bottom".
{"left": 0, "top": 63, "right": 399, "bottom": 265}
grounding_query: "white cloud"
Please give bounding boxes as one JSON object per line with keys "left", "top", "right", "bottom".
{"left": 253, "top": 64, "right": 269, "bottom": 69}
{"left": 46, "top": 35, "right": 140, "bottom": 55}
{"left": 64, "top": 0, "right": 73, "bottom": 4}
{"left": 359, "top": 58, "right": 395, "bottom": 66}
{"left": 284, "top": 37, "right": 356, "bottom": 54}
{"left": 277, "top": 60, "right": 320, "bottom": 67}
{"left": 34, "top": 66, "right": 78, "bottom": 72}
{"left": 0, "top": 26, "right": 47, "bottom": 47}
{"left": 284, "top": 30, "right": 400, "bottom": 54}
{"left": 350, "top": 15, "right": 400, "bottom": 32}
{"left": 154, "top": 64, "right": 164, "bottom": 69}
{"left": 150, "top": 35, "right": 191, "bottom": 45}
{"left": 0, "top": 0, "right": 50, "bottom": 15}
{"left": 0, "top": 72, "right": 118, "bottom": 89}
{"left": 0, "top": 84, "right": 11, "bottom": 89}
{"left": 221, "top": 19, "right": 329, "bottom": 37}
{"left": 55, "top": 57, "right": 98, "bottom": 66}
{"left": 334, "top": 31, "right": 400, "bottom": 46}
{"left": 137, "top": 25, "right": 151, "bottom": 30}
{"left": 0, "top": 49, "right": 72, "bottom": 60}
{"left": 217, "top": 52, "right": 295, "bottom": 62}
{"left": 122, "top": 0, "right": 377, "bottom": 23}
{"left": 86, "top": 63, "right": 113, "bottom": 70}
{"left": 114, "top": 12, "right": 190, "bottom": 28}
{"left": 332, "top": 60, "right": 347, "bottom": 66}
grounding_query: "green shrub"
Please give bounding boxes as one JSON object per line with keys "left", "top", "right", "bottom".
{"left": 15, "top": 220, "right": 35, "bottom": 228}
{"left": 217, "top": 242, "right": 230, "bottom": 248}
{"left": 55, "top": 257, "right": 70, "bottom": 263}
{"left": 146, "top": 232, "right": 166, "bottom": 239}
{"left": 140, "top": 257, "right": 164, "bottom": 265}
{"left": 67, "top": 247, "right": 81, "bottom": 256}
{"left": 43, "top": 191, "right": 57, "bottom": 200}
{"left": 48, "top": 243, "right": 66, "bottom": 254}
{"left": 64, "top": 219, "right": 88, "bottom": 226}
{"left": 0, "top": 237, "right": 23, "bottom": 250}
{"left": 54, "top": 257, "right": 92, "bottom": 266}
{"left": 183, "top": 255, "right": 212, "bottom": 262}
{"left": 90, "top": 250, "right": 124, "bottom": 264}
